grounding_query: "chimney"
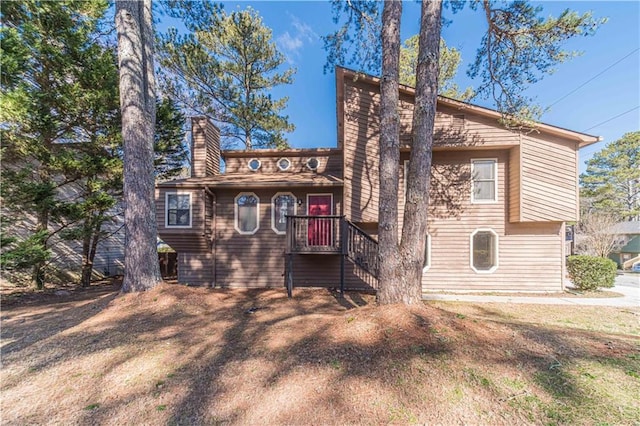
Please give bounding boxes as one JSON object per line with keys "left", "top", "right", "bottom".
{"left": 191, "top": 116, "right": 220, "bottom": 178}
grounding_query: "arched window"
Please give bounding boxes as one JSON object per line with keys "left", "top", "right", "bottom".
{"left": 272, "top": 193, "right": 296, "bottom": 234}
{"left": 235, "top": 193, "right": 259, "bottom": 234}
{"left": 470, "top": 228, "right": 498, "bottom": 273}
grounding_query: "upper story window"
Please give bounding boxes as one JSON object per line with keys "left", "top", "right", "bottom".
{"left": 471, "top": 159, "right": 497, "bottom": 203}
{"left": 277, "top": 158, "right": 291, "bottom": 171}
{"left": 166, "top": 192, "right": 192, "bottom": 228}
{"left": 470, "top": 228, "right": 498, "bottom": 273}
{"left": 248, "top": 158, "right": 261, "bottom": 172}
{"left": 272, "top": 192, "right": 296, "bottom": 234}
{"left": 306, "top": 157, "right": 320, "bottom": 171}
{"left": 235, "top": 193, "right": 259, "bottom": 234}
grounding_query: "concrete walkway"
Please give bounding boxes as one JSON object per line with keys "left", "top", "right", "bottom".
{"left": 423, "top": 275, "right": 640, "bottom": 308}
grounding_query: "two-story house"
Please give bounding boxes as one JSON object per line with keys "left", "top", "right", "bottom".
{"left": 155, "top": 67, "right": 600, "bottom": 294}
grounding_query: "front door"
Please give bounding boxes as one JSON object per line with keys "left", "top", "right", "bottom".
{"left": 307, "top": 194, "right": 332, "bottom": 246}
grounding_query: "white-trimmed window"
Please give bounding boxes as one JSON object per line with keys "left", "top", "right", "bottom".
{"left": 470, "top": 228, "right": 498, "bottom": 273}
{"left": 471, "top": 159, "right": 497, "bottom": 203}
{"left": 165, "top": 192, "right": 192, "bottom": 228}
{"left": 306, "top": 157, "right": 320, "bottom": 171}
{"left": 277, "top": 158, "right": 291, "bottom": 171}
{"left": 248, "top": 158, "right": 261, "bottom": 172}
{"left": 235, "top": 192, "right": 259, "bottom": 234}
{"left": 272, "top": 192, "right": 296, "bottom": 234}
{"left": 422, "top": 233, "right": 431, "bottom": 273}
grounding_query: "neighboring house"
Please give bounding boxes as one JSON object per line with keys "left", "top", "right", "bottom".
{"left": 609, "top": 221, "right": 640, "bottom": 269}
{"left": 156, "top": 67, "right": 600, "bottom": 293}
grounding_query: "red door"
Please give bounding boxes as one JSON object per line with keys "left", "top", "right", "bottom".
{"left": 307, "top": 195, "right": 332, "bottom": 246}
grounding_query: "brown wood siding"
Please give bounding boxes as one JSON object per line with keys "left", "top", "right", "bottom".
{"left": 509, "top": 146, "right": 521, "bottom": 222}
{"left": 205, "top": 122, "right": 220, "bottom": 176}
{"left": 342, "top": 79, "right": 521, "bottom": 223}
{"left": 224, "top": 152, "right": 342, "bottom": 177}
{"left": 156, "top": 188, "right": 210, "bottom": 252}
{"left": 397, "top": 150, "right": 564, "bottom": 291}
{"left": 520, "top": 134, "right": 579, "bottom": 222}
{"left": 178, "top": 252, "right": 214, "bottom": 286}
{"left": 213, "top": 188, "right": 348, "bottom": 287}
{"left": 424, "top": 222, "right": 563, "bottom": 291}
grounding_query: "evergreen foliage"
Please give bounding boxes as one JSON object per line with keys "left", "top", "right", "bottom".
{"left": 157, "top": 6, "right": 295, "bottom": 149}
{"left": 567, "top": 255, "right": 617, "bottom": 291}
{"left": 1, "top": 1, "right": 188, "bottom": 287}
{"left": 580, "top": 132, "right": 640, "bottom": 221}
{"left": 399, "top": 36, "right": 474, "bottom": 100}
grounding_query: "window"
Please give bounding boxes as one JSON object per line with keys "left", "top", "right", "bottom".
{"left": 470, "top": 228, "right": 498, "bottom": 273}
{"left": 423, "top": 234, "right": 431, "bottom": 272}
{"left": 248, "top": 158, "right": 261, "bottom": 171}
{"left": 166, "top": 193, "right": 192, "bottom": 228}
{"left": 471, "top": 159, "right": 497, "bottom": 203}
{"left": 235, "top": 193, "right": 259, "bottom": 234}
{"left": 306, "top": 157, "right": 320, "bottom": 171}
{"left": 277, "top": 158, "right": 291, "bottom": 171}
{"left": 272, "top": 192, "right": 296, "bottom": 234}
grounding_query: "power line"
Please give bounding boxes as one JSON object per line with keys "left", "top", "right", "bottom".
{"left": 548, "top": 48, "right": 640, "bottom": 108}
{"left": 583, "top": 106, "right": 639, "bottom": 132}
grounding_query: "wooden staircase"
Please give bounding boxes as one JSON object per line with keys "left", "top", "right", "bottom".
{"left": 285, "top": 215, "right": 379, "bottom": 297}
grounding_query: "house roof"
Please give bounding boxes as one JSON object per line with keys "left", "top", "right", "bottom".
{"left": 335, "top": 66, "right": 602, "bottom": 148}
{"left": 157, "top": 173, "right": 343, "bottom": 189}
{"left": 610, "top": 221, "right": 640, "bottom": 235}
{"left": 620, "top": 235, "right": 640, "bottom": 253}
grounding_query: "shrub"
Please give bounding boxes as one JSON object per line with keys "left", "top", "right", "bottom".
{"left": 567, "top": 255, "right": 617, "bottom": 291}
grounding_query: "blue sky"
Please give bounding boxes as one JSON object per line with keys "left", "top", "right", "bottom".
{"left": 163, "top": 1, "right": 640, "bottom": 174}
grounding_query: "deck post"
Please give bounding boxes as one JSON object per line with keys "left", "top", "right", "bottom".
{"left": 340, "top": 217, "right": 347, "bottom": 295}
{"left": 286, "top": 254, "right": 294, "bottom": 298}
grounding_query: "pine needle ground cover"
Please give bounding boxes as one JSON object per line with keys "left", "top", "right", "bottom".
{"left": 1, "top": 283, "right": 638, "bottom": 425}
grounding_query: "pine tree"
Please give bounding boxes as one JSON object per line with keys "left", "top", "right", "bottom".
{"left": 399, "top": 36, "right": 474, "bottom": 100}
{"left": 115, "top": 0, "right": 162, "bottom": 292}
{"left": 580, "top": 132, "right": 640, "bottom": 221}
{"left": 157, "top": 6, "right": 295, "bottom": 149}
{"left": 0, "top": 0, "right": 116, "bottom": 288}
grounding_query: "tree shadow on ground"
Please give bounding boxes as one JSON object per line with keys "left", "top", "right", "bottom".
{"left": 1, "top": 287, "right": 638, "bottom": 425}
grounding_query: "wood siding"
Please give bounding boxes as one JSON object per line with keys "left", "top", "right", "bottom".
{"left": 342, "top": 78, "right": 521, "bottom": 223}
{"left": 156, "top": 187, "right": 211, "bottom": 252}
{"left": 519, "top": 134, "right": 579, "bottom": 222}
{"left": 223, "top": 151, "right": 342, "bottom": 177}
{"left": 178, "top": 252, "right": 214, "bottom": 286}
{"left": 215, "top": 189, "right": 358, "bottom": 287}
{"left": 398, "top": 150, "right": 565, "bottom": 291}
{"left": 191, "top": 117, "right": 220, "bottom": 178}
{"left": 508, "top": 146, "right": 521, "bottom": 222}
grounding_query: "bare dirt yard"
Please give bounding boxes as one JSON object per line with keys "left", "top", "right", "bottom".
{"left": 1, "top": 281, "right": 639, "bottom": 425}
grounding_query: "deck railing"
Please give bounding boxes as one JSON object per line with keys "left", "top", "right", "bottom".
{"left": 344, "top": 222, "right": 379, "bottom": 277}
{"left": 285, "top": 215, "right": 344, "bottom": 254}
{"left": 285, "top": 215, "right": 379, "bottom": 296}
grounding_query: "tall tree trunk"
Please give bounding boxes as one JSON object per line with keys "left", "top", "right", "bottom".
{"left": 399, "top": 0, "right": 442, "bottom": 304}
{"left": 115, "top": 0, "right": 161, "bottom": 292}
{"left": 377, "top": 0, "right": 403, "bottom": 304}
